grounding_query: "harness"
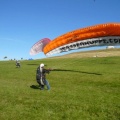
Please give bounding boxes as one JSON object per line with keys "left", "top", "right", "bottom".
{"left": 36, "top": 66, "right": 50, "bottom": 85}
{"left": 36, "top": 67, "right": 45, "bottom": 85}
{"left": 40, "top": 71, "right": 45, "bottom": 85}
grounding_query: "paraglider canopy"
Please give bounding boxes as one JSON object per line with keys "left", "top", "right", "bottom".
{"left": 30, "top": 38, "right": 51, "bottom": 55}
{"left": 29, "top": 23, "right": 120, "bottom": 57}
{"left": 43, "top": 23, "right": 120, "bottom": 56}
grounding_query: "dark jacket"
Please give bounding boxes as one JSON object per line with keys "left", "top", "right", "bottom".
{"left": 36, "top": 66, "right": 50, "bottom": 85}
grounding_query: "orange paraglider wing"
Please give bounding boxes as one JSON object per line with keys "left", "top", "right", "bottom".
{"left": 43, "top": 23, "right": 120, "bottom": 56}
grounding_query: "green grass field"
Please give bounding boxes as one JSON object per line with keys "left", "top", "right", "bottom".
{"left": 0, "top": 55, "right": 120, "bottom": 120}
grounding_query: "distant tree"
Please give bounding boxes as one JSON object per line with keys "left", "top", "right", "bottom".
{"left": 4, "top": 56, "right": 7, "bottom": 59}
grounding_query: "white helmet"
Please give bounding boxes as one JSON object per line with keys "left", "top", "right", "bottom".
{"left": 40, "top": 63, "right": 44, "bottom": 68}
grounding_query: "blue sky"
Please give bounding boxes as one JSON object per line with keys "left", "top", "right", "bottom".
{"left": 0, "top": 0, "right": 120, "bottom": 60}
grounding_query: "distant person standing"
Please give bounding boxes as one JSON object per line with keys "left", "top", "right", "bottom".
{"left": 16, "top": 60, "right": 20, "bottom": 67}
{"left": 36, "top": 63, "right": 52, "bottom": 90}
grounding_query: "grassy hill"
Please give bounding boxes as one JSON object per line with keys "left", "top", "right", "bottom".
{"left": 0, "top": 49, "right": 120, "bottom": 120}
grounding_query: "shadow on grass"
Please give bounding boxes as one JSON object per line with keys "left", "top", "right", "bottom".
{"left": 27, "top": 64, "right": 39, "bottom": 65}
{"left": 27, "top": 64, "right": 48, "bottom": 66}
{"left": 53, "top": 69, "right": 102, "bottom": 75}
{"left": 30, "top": 85, "right": 40, "bottom": 89}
